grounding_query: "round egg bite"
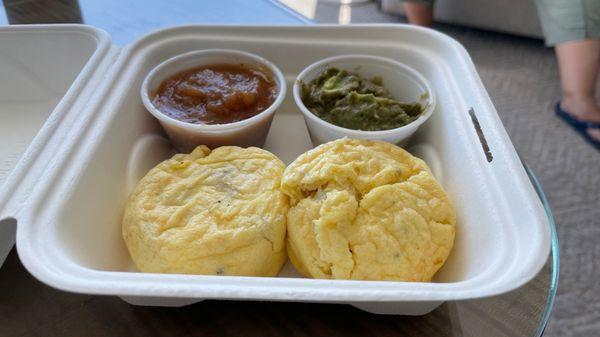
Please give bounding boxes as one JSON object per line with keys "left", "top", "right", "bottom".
{"left": 122, "top": 145, "right": 288, "bottom": 277}
{"left": 281, "top": 138, "right": 456, "bottom": 282}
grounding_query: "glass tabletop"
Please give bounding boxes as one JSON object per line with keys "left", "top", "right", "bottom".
{"left": 418, "top": 162, "right": 558, "bottom": 337}
{"left": 0, "top": 1, "right": 558, "bottom": 336}
{"left": 0, "top": 0, "right": 311, "bottom": 45}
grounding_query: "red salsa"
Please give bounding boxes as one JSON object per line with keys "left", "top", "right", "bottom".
{"left": 152, "top": 64, "right": 278, "bottom": 125}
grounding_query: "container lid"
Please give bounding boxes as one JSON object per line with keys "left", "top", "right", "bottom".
{"left": 0, "top": 24, "right": 113, "bottom": 266}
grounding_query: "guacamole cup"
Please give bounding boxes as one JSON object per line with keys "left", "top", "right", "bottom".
{"left": 293, "top": 55, "right": 435, "bottom": 146}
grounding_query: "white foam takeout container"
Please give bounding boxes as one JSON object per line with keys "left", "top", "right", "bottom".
{"left": 0, "top": 24, "right": 551, "bottom": 316}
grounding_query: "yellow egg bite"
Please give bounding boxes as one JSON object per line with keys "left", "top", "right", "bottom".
{"left": 281, "top": 138, "right": 456, "bottom": 282}
{"left": 122, "top": 145, "right": 288, "bottom": 277}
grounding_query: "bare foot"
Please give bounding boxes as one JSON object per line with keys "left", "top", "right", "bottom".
{"left": 560, "top": 97, "right": 600, "bottom": 143}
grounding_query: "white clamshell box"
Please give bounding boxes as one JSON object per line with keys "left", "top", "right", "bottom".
{"left": 0, "top": 24, "right": 551, "bottom": 315}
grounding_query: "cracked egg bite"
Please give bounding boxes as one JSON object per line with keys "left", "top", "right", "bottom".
{"left": 281, "top": 138, "right": 456, "bottom": 282}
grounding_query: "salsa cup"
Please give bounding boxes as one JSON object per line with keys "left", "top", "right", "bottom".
{"left": 293, "top": 54, "right": 435, "bottom": 146}
{"left": 141, "top": 49, "right": 286, "bottom": 152}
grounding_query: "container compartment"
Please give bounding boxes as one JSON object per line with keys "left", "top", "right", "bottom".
{"left": 13, "top": 25, "right": 550, "bottom": 315}
{"left": 0, "top": 25, "right": 111, "bottom": 265}
{"left": 0, "top": 27, "right": 100, "bottom": 187}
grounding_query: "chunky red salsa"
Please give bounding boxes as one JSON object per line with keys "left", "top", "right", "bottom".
{"left": 152, "top": 64, "right": 278, "bottom": 125}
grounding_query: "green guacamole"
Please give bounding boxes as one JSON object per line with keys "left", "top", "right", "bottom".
{"left": 300, "top": 68, "right": 424, "bottom": 131}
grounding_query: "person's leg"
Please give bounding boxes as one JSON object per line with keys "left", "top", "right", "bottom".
{"left": 556, "top": 39, "right": 600, "bottom": 141}
{"left": 535, "top": 0, "right": 600, "bottom": 144}
{"left": 403, "top": 1, "right": 433, "bottom": 26}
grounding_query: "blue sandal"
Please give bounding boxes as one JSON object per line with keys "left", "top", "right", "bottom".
{"left": 555, "top": 102, "right": 600, "bottom": 150}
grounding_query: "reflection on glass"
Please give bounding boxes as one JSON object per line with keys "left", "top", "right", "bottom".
{"left": 279, "top": 0, "right": 317, "bottom": 19}
{"left": 338, "top": 3, "right": 351, "bottom": 24}
{"left": 2, "top": 0, "right": 82, "bottom": 24}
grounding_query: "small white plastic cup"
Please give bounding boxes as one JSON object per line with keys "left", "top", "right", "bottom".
{"left": 293, "top": 54, "right": 435, "bottom": 146}
{"left": 141, "top": 49, "right": 286, "bottom": 152}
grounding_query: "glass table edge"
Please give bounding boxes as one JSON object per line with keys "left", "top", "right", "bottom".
{"left": 522, "top": 161, "right": 560, "bottom": 337}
